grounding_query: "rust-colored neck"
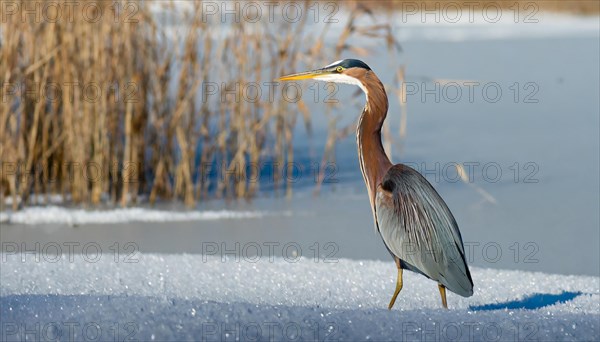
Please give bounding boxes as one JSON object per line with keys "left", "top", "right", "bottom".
{"left": 352, "top": 69, "right": 393, "bottom": 219}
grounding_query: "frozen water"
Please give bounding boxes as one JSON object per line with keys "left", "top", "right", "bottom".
{"left": 148, "top": 2, "right": 600, "bottom": 43}
{"left": 1, "top": 254, "right": 598, "bottom": 341}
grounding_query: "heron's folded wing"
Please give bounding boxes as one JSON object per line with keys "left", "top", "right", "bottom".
{"left": 375, "top": 165, "right": 473, "bottom": 297}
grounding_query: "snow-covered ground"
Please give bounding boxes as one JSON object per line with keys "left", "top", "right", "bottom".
{"left": 0, "top": 206, "right": 288, "bottom": 226}
{"left": 1, "top": 254, "right": 598, "bottom": 341}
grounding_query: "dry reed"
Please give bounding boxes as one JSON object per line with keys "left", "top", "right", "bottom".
{"left": 0, "top": 0, "right": 404, "bottom": 209}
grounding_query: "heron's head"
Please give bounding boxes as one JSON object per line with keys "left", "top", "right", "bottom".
{"left": 278, "top": 59, "right": 372, "bottom": 94}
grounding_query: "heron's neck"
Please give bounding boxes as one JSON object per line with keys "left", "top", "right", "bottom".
{"left": 356, "top": 72, "right": 393, "bottom": 207}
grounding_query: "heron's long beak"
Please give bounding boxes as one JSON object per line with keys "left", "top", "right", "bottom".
{"left": 278, "top": 69, "right": 331, "bottom": 81}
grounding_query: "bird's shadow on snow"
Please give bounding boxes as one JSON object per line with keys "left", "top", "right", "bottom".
{"left": 469, "top": 291, "right": 582, "bottom": 311}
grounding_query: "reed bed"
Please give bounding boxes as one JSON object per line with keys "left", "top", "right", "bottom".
{"left": 0, "top": 0, "right": 402, "bottom": 209}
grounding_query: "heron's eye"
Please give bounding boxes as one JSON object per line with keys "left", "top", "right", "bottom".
{"left": 336, "top": 66, "right": 344, "bottom": 73}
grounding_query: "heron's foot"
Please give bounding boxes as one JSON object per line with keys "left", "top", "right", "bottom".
{"left": 438, "top": 284, "right": 448, "bottom": 309}
{"left": 388, "top": 268, "right": 403, "bottom": 310}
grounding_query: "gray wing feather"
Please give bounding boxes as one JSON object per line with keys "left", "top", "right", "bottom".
{"left": 375, "top": 165, "right": 474, "bottom": 297}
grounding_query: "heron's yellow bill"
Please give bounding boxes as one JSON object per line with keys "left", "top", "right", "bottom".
{"left": 278, "top": 71, "right": 323, "bottom": 81}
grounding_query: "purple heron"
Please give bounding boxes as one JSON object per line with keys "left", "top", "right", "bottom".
{"left": 279, "top": 59, "right": 474, "bottom": 309}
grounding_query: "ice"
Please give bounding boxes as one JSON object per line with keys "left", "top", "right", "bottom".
{"left": 146, "top": 2, "right": 600, "bottom": 43}
{"left": 392, "top": 12, "right": 600, "bottom": 42}
{"left": 0, "top": 206, "right": 283, "bottom": 225}
{"left": 1, "top": 254, "right": 598, "bottom": 341}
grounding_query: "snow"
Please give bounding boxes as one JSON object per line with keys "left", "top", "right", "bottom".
{"left": 0, "top": 206, "right": 287, "bottom": 225}
{"left": 1, "top": 254, "right": 598, "bottom": 341}
{"left": 2, "top": 194, "right": 65, "bottom": 206}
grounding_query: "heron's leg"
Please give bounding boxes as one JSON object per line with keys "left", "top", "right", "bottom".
{"left": 388, "top": 257, "right": 403, "bottom": 310}
{"left": 438, "top": 284, "right": 448, "bottom": 309}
